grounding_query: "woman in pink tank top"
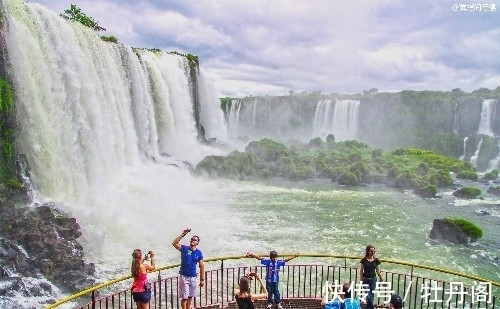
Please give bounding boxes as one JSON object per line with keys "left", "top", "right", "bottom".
{"left": 131, "top": 249, "right": 156, "bottom": 309}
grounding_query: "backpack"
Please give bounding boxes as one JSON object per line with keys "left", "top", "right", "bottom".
{"left": 343, "top": 298, "right": 360, "bottom": 309}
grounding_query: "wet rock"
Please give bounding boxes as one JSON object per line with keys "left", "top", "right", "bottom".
{"left": 0, "top": 190, "right": 95, "bottom": 293}
{"left": 428, "top": 218, "right": 471, "bottom": 244}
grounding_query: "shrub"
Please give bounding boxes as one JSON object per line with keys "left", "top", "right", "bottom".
{"left": 452, "top": 186, "right": 481, "bottom": 198}
{"left": 338, "top": 171, "right": 360, "bottom": 186}
{"left": 456, "top": 170, "right": 478, "bottom": 181}
{"left": 428, "top": 170, "right": 453, "bottom": 187}
{"left": 101, "top": 35, "right": 118, "bottom": 43}
{"left": 60, "top": 4, "right": 106, "bottom": 32}
{"left": 483, "top": 169, "right": 499, "bottom": 180}
{"left": 414, "top": 184, "right": 437, "bottom": 198}
{"left": 445, "top": 218, "right": 483, "bottom": 241}
{"left": 308, "top": 137, "right": 323, "bottom": 148}
{"left": 245, "top": 138, "right": 288, "bottom": 162}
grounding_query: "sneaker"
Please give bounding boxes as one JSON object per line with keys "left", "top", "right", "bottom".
{"left": 266, "top": 304, "right": 272, "bottom": 309}
{"left": 277, "top": 304, "right": 283, "bottom": 309}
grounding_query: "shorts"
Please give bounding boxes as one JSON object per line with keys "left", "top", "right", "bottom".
{"left": 132, "top": 290, "right": 151, "bottom": 303}
{"left": 179, "top": 275, "right": 197, "bottom": 299}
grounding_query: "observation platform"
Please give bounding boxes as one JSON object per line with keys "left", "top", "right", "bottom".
{"left": 45, "top": 254, "right": 500, "bottom": 309}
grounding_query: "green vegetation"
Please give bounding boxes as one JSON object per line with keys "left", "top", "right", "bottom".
{"left": 196, "top": 137, "right": 475, "bottom": 196}
{"left": 483, "top": 169, "right": 499, "bottom": 180}
{"left": 445, "top": 218, "right": 483, "bottom": 241}
{"left": 100, "top": 35, "right": 118, "bottom": 43}
{"left": 452, "top": 186, "right": 482, "bottom": 199}
{"left": 60, "top": 4, "right": 106, "bottom": 32}
{"left": 0, "top": 78, "right": 16, "bottom": 181}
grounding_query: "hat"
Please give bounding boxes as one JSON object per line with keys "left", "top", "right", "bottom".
{"left": 270, "top": 250, "right": 278, "bottom": 257}
{"left": 390, "top": 294, "right": 403, "bottom": 308}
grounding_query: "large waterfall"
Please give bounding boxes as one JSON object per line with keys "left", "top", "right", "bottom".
{"left": 312, "top": 99, "right": 360, "bottom": 141}
{"left": 2, "top": 0, "right": 237, "bottom": 287}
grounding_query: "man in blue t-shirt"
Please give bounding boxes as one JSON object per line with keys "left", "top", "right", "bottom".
{"left": 173, "top": 228, "right": 205, "bottom": 309}
{"left": 246, "top": 251, "right": 298, "bottom": 309}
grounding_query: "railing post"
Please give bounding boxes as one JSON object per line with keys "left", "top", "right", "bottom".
{"left": 221, "top": 259, "right": 225, "bottom": 309}
{"left": 91, "top": 290, "right": 96, "bottom": 309}
{"left": 158, "top": 270, "right": 162, "bottom": 309}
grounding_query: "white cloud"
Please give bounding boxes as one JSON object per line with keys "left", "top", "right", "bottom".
{"left": 27, "top": 0, "right": 500, "bottom": 96}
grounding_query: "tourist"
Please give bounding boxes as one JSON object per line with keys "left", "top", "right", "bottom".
{"left": 172, "top": 228, "right": 205, "bottom": 309}
{"left": 359, "top": 245, "right": 383, "bottom": 309}
{"left": 131, "top": 249, "right": 156, "bottom": 309}
{"left": 246, "top": 251, "right": 299, "bottom": 309}
{"left": 233, "top": 272, "right": 269, "bottom": 309}
{"left": 389, "top": 294, "right": 403, "bottom": 309}
{"left": 321, "top": 282, "right": 343, "bottom": 309}
{"left": 321, "top": 282, "right": 360, "bottom": 309}
{"left": 341, "top": 282, "right": 361, "bottom": 309}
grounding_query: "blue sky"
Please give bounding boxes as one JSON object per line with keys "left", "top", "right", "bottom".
{"left": 28, "top": 0, "right": 500, "bottom": 97}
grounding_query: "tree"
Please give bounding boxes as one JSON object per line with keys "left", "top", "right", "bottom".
{"left": 60, "top": 4, "right": 106, "bottom": 32}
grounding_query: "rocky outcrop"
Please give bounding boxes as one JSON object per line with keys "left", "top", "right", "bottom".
{"left": 428, "top": 219, "right": 471, "bottom": 244}
{"left": 0, "top": 184, "right": 95, "bottom": 295}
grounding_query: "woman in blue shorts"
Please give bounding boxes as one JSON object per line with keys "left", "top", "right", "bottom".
{"left": 131, "top": 249, "right": 156, "bottom": 309}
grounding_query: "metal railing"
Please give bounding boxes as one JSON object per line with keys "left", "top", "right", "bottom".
{"left": 45, "top": 254, "right": 500, "bottom": 309}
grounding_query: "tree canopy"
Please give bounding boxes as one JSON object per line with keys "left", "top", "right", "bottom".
{"left": 60, "top": 4, "right": 106, "bottom": 32}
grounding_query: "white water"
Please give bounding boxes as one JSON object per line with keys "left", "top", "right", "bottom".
{"left": 470, "top": 99, "right": 500, "bottom": 171}
{"left": 2, "top": 1, "right": 500, "bottom": 308}
{"left": 477, "top": 99, "right": 497, "bottom": 136}
{"left": 313, "top": 99, "right": 360, "bottom": 141}
{"left": 3, "top": 0, "right": 237, "bottom": 303}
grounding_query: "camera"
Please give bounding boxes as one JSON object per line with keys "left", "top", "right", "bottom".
{"left": 248, "top": 272, "right": 257, "bottom": 277}
{"left": 144, "top": 251, "right": 153, "bottom": 261}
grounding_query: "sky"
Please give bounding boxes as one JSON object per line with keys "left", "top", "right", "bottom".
{"left": 27, "top": 0, "right": 500, "bottom": 98}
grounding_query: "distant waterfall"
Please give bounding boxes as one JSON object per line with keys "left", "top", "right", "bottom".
{"left": 227, "top": 99, "right": 243, "bottom": 136}
{"left": 477, "top": 99, "right": 497, "bottom": 136}
{"left": 459, "top": 137, "right": 468, "bottom": 160}
{"left": 470, "top": 137, "right": 483, "bottom": 167}
{"left": 472, "top": 99, "right": 499, "bottom": 171}
{"left": 313, "top": 99, "right": 360, "bottom": 141}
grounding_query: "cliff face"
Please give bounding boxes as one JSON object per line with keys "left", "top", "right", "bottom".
{"left": 0, "top": 184, "right": 95, "bottom": 295}
{"left": 224, "top": 90, "right": 500, "bottom": 171}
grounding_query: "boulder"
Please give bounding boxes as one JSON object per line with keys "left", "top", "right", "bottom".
{"left": 428, "top": 219, "right": 471, "bottom": 244}
{"left": 0, "top": 198, "right": 95, "bottom": 293}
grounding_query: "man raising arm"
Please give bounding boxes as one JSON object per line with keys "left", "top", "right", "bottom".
{"left": 173, "top": 228, "right": 205, "bottom": 309}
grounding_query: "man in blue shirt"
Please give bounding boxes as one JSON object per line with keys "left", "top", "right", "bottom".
{"left": 246, "top": 251, "right": 298, "bottom": 309}
{"left": 173, "top": 228, "right": 205, "bottom": 309}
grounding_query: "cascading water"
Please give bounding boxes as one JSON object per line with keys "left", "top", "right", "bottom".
{"left": 2, "top": 2, "right": 500, "bottom": 309}
{"left": 469, "top": 99, "right": 500, "bottom": 171}
{"left": 312, "top": 99, "right": 360, "bottom": 141}
{"left": 1, "top": 0, "right": 237, "bottom": 306}
{"left": 477, "top": 99, "right": 497, "bottom": 136}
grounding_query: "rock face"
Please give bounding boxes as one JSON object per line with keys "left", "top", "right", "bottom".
{"left": 428, "top": 219, "right": 471, "bottom": 244}
{"left": 0, "top": 185, "right": 95, "bottom": 295}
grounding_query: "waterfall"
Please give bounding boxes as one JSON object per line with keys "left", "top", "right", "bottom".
{"left": 312, "top": 99, "right": 360, "bottom": 141}
{"left": 227, "top": 99, "right": 243, "bottom": 137}
{"left": 470, "top": 137, "right": 483, "bottom": 167}
{"left": 477, "top": 99, "right": 497, "bottom": 136}
{"left": 2, "top": 0, "right": 230, "bottom": 266}
{"left": 198, "top": 68, "right": 227, "bottom": 142}
{"left": 459, "top": 137, "right": 468, "bottom": 160}
{"left": 453, "top": 102, "right": 459, "bottom": 134}
{"left": 468, "top": 99, "right": 499, "bottom": 171}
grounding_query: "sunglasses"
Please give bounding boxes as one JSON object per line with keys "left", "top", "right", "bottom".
{"left": 190, "top": 238, "right": 199, "bottom": 242}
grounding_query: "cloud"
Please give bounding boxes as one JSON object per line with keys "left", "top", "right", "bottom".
{"left": 27, "top": 0, "right": 500, "bottom": 96}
